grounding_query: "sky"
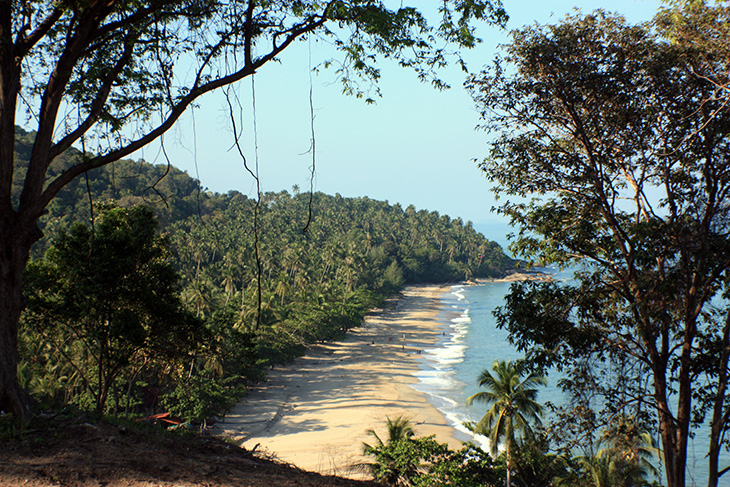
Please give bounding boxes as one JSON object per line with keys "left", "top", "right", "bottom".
{"left": 133, "top": 0, "right": 665, "bottom": 240}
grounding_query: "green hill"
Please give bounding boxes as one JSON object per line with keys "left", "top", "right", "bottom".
{"left": 15, "top": 127, "right": 515, "bottom": 420}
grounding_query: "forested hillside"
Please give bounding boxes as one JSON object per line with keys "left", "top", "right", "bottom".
{"left": 15, "top": 127, "right": 514, "bottom": 421}
{"left": 14, "top": 126, "right": 219, "bottom": 251}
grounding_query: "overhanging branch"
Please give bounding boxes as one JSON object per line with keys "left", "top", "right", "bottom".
{"left": 38, "top": 10, "right": 331, "bottom": 214}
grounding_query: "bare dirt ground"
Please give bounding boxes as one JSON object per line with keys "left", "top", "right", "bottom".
{"left": 0, "top": 416, "right": 380, "bottom": 487}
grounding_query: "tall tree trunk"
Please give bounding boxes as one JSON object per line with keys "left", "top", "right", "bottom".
{"left": 506, "top": 447, "right": 512, "bottom": 487}
{"left": 708, "top": 311, "right": 730, "bottom": 487}
{"left": 0, "top": 217, "right": 40, "bottom": 419}
{"left": 655, "top": 373, "right": 688, "bottom": 487}
{"left": 646, "top": 312, "right": 691, "bottom": 487}
{"left": 0, "top": 0, "right": 40, "bottom": 422}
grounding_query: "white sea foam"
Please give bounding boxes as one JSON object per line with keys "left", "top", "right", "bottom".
{"left": 445, "top": 410, "right": 492, "bottom": 451}
{"left": 451, "top": 315, "right": 470, "bottom": 325}
{"left": 433, "top": 394, "right": 459, "bottom": 408}
{"left": 412, "top": 283, "right": 529, "bottom": 456}
{"left": 412, "top": 369, "right": 458, "bottom": 391}
{"left": 420, "top": 310, "right": 469, "bottom": 369}
{"left": 420, "top": 388, "right": 463, "bottom": 411}
{"left": 425, "top": 345, "right": 466, "bottom": 365}
{"left": 409, "top": 287, "right": 475, "bottom": 446}
{"left": 450, "top": 285, "right": 466, "bottom": 301}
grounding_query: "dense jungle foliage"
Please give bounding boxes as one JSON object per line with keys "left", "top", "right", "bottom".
{"left": 14, "top": 127, "right": 515, "bottom": 422}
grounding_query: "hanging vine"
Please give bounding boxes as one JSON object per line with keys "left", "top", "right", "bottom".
{"left": 302, "top": 36, "right": 317, "bottom": 235}
{"left": 225, "top": 83, "right": 263, "bottom": 331}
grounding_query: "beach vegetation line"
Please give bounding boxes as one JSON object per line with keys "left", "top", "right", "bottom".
{"left": 13, "top": 142, "right": 516, "bottom": 425}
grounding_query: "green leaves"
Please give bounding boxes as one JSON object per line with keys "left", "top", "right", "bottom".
{"left": 466, "top": 359, "right": 546, "bottom": 460}
{"left": 22, "top": 205, "right": 201, "bottom": 413}
{"left": 470, "top": 5, "right": 730, "bottom": 485}
{"left": 363, "top": 429, "right": 502, "bottom": 487}
{"left": 12, "top": 0, "right": 509, "bottom": 169}
{"left": 160, "top": 374, "right": 245, "bottom": 424}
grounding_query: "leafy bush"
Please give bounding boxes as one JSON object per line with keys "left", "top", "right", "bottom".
{"left": 160, "top": 375, "right": 244, "bottom": 424}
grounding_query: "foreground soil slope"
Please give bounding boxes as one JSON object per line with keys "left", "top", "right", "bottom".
{"left": 0, "top": 417, "right": 379, "bottom": 487}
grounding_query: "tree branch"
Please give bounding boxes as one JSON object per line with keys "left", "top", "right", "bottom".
{"left": 49, "top": 32, "right": 139, "bottom": 161}
{"left": 16, "top": 6, "right": 64, "bottom": 55}
{"left": 38, "top": 11, "right": 331, "bottom": 213}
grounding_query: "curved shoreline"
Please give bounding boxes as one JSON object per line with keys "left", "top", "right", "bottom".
{"left": 219, "top": 284, "right": 462, "bottom": 478}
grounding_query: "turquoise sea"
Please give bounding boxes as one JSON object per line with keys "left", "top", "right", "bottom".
{"left": 412, "top": 265, "right": 726, "bottom": 486}
{"left": 411, "top": 274, "right": 567, "bottom": 448}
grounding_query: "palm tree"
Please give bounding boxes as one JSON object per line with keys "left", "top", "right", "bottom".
{"left": 600, "top": 416, "right": 660, "bottom": 478}
{"left": 466, "top": 359, "right": 547, "bottom": 487}
{"left": 577, "top": 416, "right": 660, "bottom": 487}
{"left": 577, "top": 453, "right": 615, "bottom": 487}
{"left": 184, "top": 281, "right": 210, "bottom": 318}
{"left": 364, "top": 416, "right": 415, "bottom": 448}
{"left": 362, "top": 416, "right": 417, "bottom": 486}
{"left": 220, "top": 265, "right": 238, "bottom": 305}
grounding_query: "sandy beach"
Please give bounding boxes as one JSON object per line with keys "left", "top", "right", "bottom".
{"left": 219, "top": 284, "right": 462, "bottom": 478}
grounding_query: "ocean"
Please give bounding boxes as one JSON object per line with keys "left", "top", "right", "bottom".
{"left": 411, "top": 276, "right": 566, "bottom": 449}
{"left": 412, "top": 273, "right": 726, "bottom": 486}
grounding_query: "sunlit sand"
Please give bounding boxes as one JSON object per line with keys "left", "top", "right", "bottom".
{"left": 219, "top": 285, "right": 461, "bottom": 478}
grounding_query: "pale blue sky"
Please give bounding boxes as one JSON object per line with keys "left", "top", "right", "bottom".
{"left": 136, "top": 1, "right": 664, "bottom": 235}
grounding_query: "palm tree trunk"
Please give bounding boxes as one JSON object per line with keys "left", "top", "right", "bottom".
{"left": 506, "top": 447, "right": 512, "bottom": 487}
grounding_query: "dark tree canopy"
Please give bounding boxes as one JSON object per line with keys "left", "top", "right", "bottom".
{"left": 23, "top": 205, "right": 200, "bottom": 413}
{"left": 468, "top": 4, "right": 730, "bottom": 487}
{"left": 0, "top": 0, "right": 507, "bottom": 418}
